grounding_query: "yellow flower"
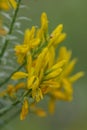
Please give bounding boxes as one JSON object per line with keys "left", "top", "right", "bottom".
{"left": 41, "top": 12, "right": 48, "bottom": 32}
{"left": 15, "top": 45, "right": 29, "bottom": 64}
{"left": 12, "top": 47, "right": 66, "bottom": 102}
{"left": 0, "top": 0, "right": 9, "bottom": 10}
{"left": 20, "top": 99, "right": 29, "bottom": 120}
{"left": 8, "top": 0, "right": 17, "bottom": 9}
{"left": 40, "top": 12, "right": 48, "bottom": 41}
{"left": 11, "top": 12, "right": 84, "bottom": 119}
{"left": 14, "top": 13, "right": 66, "bottom": 65}
{"left": 0, "top": 0, "right": 17, "bottom": 10}
{"left": 15, "top": 27, "right": 40, "bottom": 64}
{"left": 0, "top": 82, "right": 25, "bottom": 98}
{"left": 48, "top": 24, "right": 66, "bottom": 47}
{"left": 12, "top": 72, "right": 28, "bottom": 80}
{"left": 48, "top": 47, "right": 84, "bottom": 113}
{"left": 69, "top": 72, "right": 84, "bottom": 83}
{"left": 44, "top": 68, "right": 63, "bottom": 80}
{"left": 32, "top": 88, "right": 43, "bottom": 102}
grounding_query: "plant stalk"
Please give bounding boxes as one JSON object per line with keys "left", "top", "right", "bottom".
{"left": 0, "top": 0, "right": 22, "bottom": 63}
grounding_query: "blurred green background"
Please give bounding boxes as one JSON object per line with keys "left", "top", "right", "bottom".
{"left": 1, "top": 0, "right": 87, "bottom": 130}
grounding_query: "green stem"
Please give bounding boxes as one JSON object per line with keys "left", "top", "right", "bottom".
{"left": 0, "top": 62, "right": 25, "bottom": 87}
{"left": 0, "top": 108, "right": 20, "bottom": 129}
{"left": 0, "top": 89, "right": 31, "bottom": 117}
{"left": 0, "top": 100, "right": 20, "bottom": 116}
{"left": 0, "top": 0, "right": 22, "bottom": 63}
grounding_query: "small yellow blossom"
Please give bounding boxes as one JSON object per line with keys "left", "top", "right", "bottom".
{"left": 0, "top": 0, "right": 17, "bottom": 10}
{"left": 8, "top": 0, "right": 17, "bottom": 9}
{"left": 12, "top": 72, "right": 28, "bottom": 80}
{"left": 41, "top": 12, "right": 48, "bottom": 32}
{"left": 15, "top": 27, "right": 40, "bottom": 64}
{"left": 0, "top": 82, "right": 25, "bottom": 98}
{"left": 32, "top": 88, "right": 43, "bottom": 102}
{"left": 44, "top": 68, "right": 63, "bottom": 80}
{"left": 20, "top": 99, "right": 29, "bottom": 120}
{"left": 69, "top": 72, "right": 84, "bottom": 83}
{"left": 48, "top": 24, "right": 66, "bottom": 47}
{"left": 35, "top": 47, "right": 48, "bottom": 76}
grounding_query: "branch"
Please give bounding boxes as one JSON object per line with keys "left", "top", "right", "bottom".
{"left": 0, "top": 62, "right": 25, "bottom": 87}
{"left": 0, "top": 0, "right": 22, "bottom": 63}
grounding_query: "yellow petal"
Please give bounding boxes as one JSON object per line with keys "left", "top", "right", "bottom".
{"left": 32, "top": 77, "right": 40, "bottom": 90}
{"left": 32, "top": 88, "right": 43, "bottom": 102}
{"left": 42, "top": 80, "right": 60, "bottom": 89}
{"left": 12, "top": 72, "right": 28, "bottom": 80}
{"left": 31, "top": 38, "right": 40, "bottom": 48}
{"left": 24, "top": 29, "right": 30, "bottom": 45}
{"left": 47, "top": 46, "right": 55, "bottom": 68}
{"left": 39, "top": 68, "right": 44, "bottom": 81}
{"left": 27, "top": 76, "right": 35, "bottom": 89}
{"left": 23, "top": 26, "right": 36, "bottom": 47}
{"left": 57, "top": 46, "right": 72, "bottom": 62}
{"left": 41, "top": 12, "right": 48, "bottom": 32}
{"left": 62, "top": 78, "right": 73, "bottom": 95}
{"left": 0, "top": 0, "right": 9, "bottom": 10}
{"left": 26, "top": 52, "right": 32, "bottom": 73}
{"left": 29, "top": 26, "right": 36, "bottom": 40}
{"left": 51, "top": 60, "right": 66, "bottom": 71}
{"left": 8, "top": 0, "right": 17, "bottom": 9}
{"left": 51, "top": 24, "right": 63, "bottom": 36}
{"left": 20, "top": 99, "right": 29, "bottom": 120}
{"left": 15, "top": 45, "right": 28, "bottom": 54}
{"left": 15, "top": 82, "right": 25, "bottom": 91}
{"left": 54, "top": 33, "right": 66, "bottom": 46}
{"left": 44, "top": 68, "right": 62, "bottom": 80}
{"left": 48, "top": 24, "right": 66, "bottom": 47}
{"left": 52, "top": 91, "right": 67, "bottom": 100}
{"left": 69, "top": 72, "right": 84, "bottom": 83}
{"left": 64, "top": 59, "right": 77, "bottom": 76}
{"left": 35, "top": 47, "right": 48, "bottom": 76}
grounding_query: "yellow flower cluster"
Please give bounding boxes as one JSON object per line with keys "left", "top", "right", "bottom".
{"left": 0, "top": 0, "right": 17, "bottom": 10}
{"left": 0, "top": 12, "right": 84, "bottom": 120}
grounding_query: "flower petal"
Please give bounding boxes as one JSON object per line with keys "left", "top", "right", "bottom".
{"left": 12, "top": 72, "right": 28, "bottom": 80}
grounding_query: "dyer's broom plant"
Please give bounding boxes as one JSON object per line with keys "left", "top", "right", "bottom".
{"left": 0, "top": 0, "right": 84, "bottom": 123}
